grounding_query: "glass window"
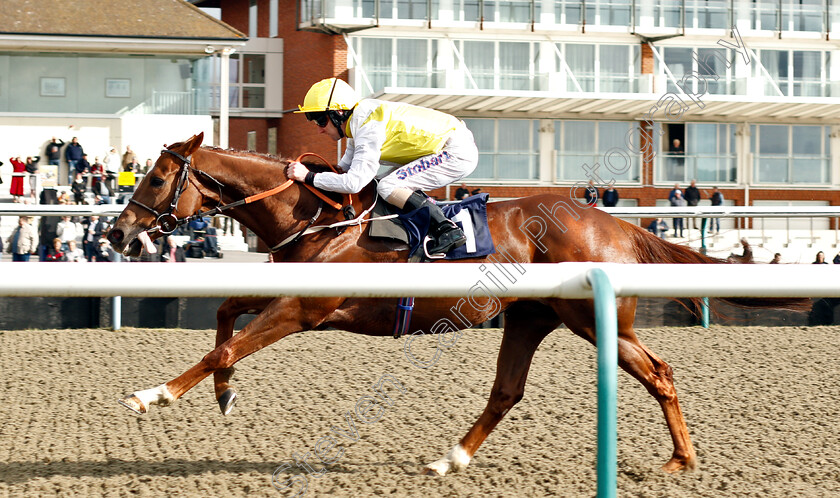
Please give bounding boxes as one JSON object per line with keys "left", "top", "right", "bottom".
{"left": 499, "top": 42, "right": 530, "bottom": 91}
{"left": 663, "top": 47, "right": 694, "bottom": 94}
{"left": 600, "top": 0, "right": 631, "bottom": 26}
{"left": 463, "top": 41, "right": 495, "bottom": 90}
{"left": 753, "top": 125, "right": 830, "bottom": 184}
{"left": 556, "top": 0, "right": 583, "bottom": 25}
{"left": 793, "top": 51, "right": 823, "bottom": 97}
{"left": 565, "top": 44, "right": 595, "bottom": 92}
{"left": 656, "top": 0, "right": 682, "bottom": 28}
{"left": 464, "top": 119, "right": 538, "bottom": 181}
{"left": 783, "top": 0, "right": 823, "bottom": 32}
{"left": 758, "top": 49, "right": 827, "bottom": 97}
{"left": 555, "top": 121, "right": 640, "bottom": 182}
{"left": 242, "top": 55, "right": 265, "bottom": 84}
{"left": 600, "top": 45, "right": 637, "bottom": 93}
{"left": 361, "top": 38, "right": 392, "bottom": 92}
{"left": 659, "top": 123, "right": 735, "bottom": 183}
{"left": 487, "top": 0, "right": 532, "bottom": 23}
{"left": 690, "top": 0, "right": 728, "bottom": 29}
{"left": 397, "top": 39, "right": 429, "bottom": 88}
{"left": 751, "top": 0, "right": 779, "bottom": 31}
{"left": 397, "top": 0, "right": 427, "bottom": 20}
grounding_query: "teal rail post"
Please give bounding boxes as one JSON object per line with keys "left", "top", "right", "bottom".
{"left": 701, "top": 297, "right": 710, "bottom": 328}
{"left": 587, "top": 268, "right": 617, "bottom": 498}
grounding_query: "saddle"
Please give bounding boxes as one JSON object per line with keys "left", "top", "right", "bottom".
{"left": 369, "top": 193, "right": 495, "bottom": 262}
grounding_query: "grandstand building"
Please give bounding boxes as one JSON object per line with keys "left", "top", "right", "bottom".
{"left": 0, "top": 0, "right": 246, "bottom": 186}
{"left": 208, "top": 0, "right": 840, "bottom": 234}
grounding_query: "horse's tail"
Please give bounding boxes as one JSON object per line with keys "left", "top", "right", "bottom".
{"left": 617, "top": 220, "right": 812, "bottom": 314}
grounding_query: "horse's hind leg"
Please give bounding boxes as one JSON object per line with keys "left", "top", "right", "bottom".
{"left": 422, "top": 301, "right": 559, "bottom": 476}
{"left": 561, "top": 298, "right": 697, "bottom": 473}
{"left": 213, "top": 297, "right": 273, "bottom": 415}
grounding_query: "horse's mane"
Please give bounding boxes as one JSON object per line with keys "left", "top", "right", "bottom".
{"left": 193, "top": 145, "right": 336, "bottom": 173}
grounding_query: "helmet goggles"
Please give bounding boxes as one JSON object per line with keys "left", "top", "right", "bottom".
{"left": 305, "top": 111, "right": 329, "bottom": 128}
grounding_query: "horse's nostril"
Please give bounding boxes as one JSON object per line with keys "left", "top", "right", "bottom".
{"left": 109, "top": 229, "right": 124, "bottom": 242}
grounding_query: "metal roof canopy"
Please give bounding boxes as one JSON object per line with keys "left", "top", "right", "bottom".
{"left": 374, "top": 87, "right": 840, "bottom": 123}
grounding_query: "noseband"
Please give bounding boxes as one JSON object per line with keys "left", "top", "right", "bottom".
{"left": 128, "top": 149, "right": 192, "bottom": 234}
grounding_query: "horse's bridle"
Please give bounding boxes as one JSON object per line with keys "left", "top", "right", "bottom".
{"left": 128, "top": 149, "right": 354, "bottom": 238}
{"left": 129, "top": 149, "right": 194, "bottom": 235}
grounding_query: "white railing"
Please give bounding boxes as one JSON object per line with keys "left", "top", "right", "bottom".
{"left": 0, "top": 262, "right": 837, "bottom": 498}
{"left": 0, "top": 262, "right": 837, "bottom": 298}
{"left": 121, "top": 90, "right": 195, "bottom": 115}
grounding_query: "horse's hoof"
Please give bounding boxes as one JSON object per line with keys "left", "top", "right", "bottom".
{"left": 661, "top": 455, "right": 697, "bottom": 473}
{"left": 118, "top": 395, "right": 147, "bottom": 415}
{"left": 420, "top": 466, "right": 444, "bottom": 476}
{"left": 218, "top": 388, "right": 237, "bottom": 416}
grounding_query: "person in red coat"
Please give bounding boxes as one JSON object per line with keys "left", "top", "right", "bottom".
{"left": 9, "top": 156, "right": 25, "bottom": 202}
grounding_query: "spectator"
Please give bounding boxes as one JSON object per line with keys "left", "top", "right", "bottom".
{"left": 684, "top": 179, "right": 701, "bottom": 229}
{"left": 667, "top": 183, "right": 680, "bottom": 203}
{"left": 45, "top": 237, "right": 65, "bottom": 262}
{"left": 143, "top": 158, "right": 154, "bottom": 175}
{"left": 584, "top": 179, "right": 599, "bottom": 206}
{"left": 454, "top": 183, "right": 470, "bottom": 201}
{"left": 75, "top": 153, "right": 91, "bottom": 181}
{"left": 46, "top": 137, "right": 64, "bottom": 165}
{"left": 646, "top": 218, "right": 669, "bottom": 239}
{"left": 65, "top": 137, "right": 84, "bottom": 184}
{"left": 70, "top": 172, "right": 87, "bottom": 204}
{"left": 667, "top": 139, "right": 685, "bottom": 179}
{"left": 82, "top": 215, "right": 108, "bottom": 261}
{"left": 122, "top": 145, "right": 137, "bottom": 171}
{"left": 9, "top": 155, "right": 25, "bottom": 202}
{"left": 709, "top": 186, "right": 723, "bottom": 234}
{"left": 813, "top": 251, "right": 828, "bottom": 264}
{"left": 25, "top": 155, "right": 40, "bottom": 201}
{"left": 124, "top": 157, "right": 140, "bottom": 173}
{"left": 57, "top": 190, "right": 71, "bottom": 205}
{"left": 104, "top": 146, "right": 120, "bottom": 191}
{"left": 602, "top": 185, "right": 619, "bottom": 207}
{"left": 770, "top": 253, "right": 782, "bottom": 264}
{"left": 5, "top": 216, "right": 38, "bottom": 262}
{"left": 64, "top": 240, "right": 85, "bottom": 262}
{"left": 90, "top": 156, "right": 104, "bottom": 193}
{"left": 670, "top": 189, "right": 686, "bottom": 238}
{"left": 56, "top": 216, "right": 80, "bottom": 251}
{"left": 834, "top": 252, "right": 840, "bottom": 265}
{"left": 95, "top": 238, "right": 116, "bottom": 262}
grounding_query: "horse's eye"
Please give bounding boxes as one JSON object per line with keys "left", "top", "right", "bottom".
{"left": 150, "top": 176, "right": 165, "bottom": 188}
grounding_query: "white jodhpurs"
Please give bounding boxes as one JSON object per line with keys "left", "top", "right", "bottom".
{"left": 377, "top": 123, "right": 478, "bottom": 200}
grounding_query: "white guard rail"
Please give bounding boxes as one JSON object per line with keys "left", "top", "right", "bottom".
{"left": 0, "top": 262, "right": 838, "bottom": 298}
{"left": 2, "top": 205, "right": 840, "bottom": 219}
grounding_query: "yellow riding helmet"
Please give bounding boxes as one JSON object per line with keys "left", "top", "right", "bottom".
{"left": 296, "top": 78, "right": 358, "bottom": 113}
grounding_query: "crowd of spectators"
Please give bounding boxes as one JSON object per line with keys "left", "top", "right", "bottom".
{"left": 4, "top": 135, "right": 155, "bottom": 206}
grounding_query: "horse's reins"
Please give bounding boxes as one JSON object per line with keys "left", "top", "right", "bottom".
{"left": 131, "top": 150, "right": 352, "bottom": 237}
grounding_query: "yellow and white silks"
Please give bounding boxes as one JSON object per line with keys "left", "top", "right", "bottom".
{"left": 311, "top": 99, "right": 478, "bottom": 199}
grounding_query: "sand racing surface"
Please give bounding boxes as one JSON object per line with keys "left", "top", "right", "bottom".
{"left": 0, "top": 325, "right": 838, "bottom": 497}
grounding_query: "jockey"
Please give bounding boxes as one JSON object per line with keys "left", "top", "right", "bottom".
{"left": 287, "top": 77, "right": 478, "bottom": 256}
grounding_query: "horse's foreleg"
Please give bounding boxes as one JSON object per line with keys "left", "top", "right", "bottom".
{"left": 422, "top": 302, "right": 557, "bottom": 476}
{"left": 213, "top": 297, "right": 274, "bottom": 415}
{"left": 119, "top": 297, "right": 341, "bottom": 415}
{"left": 617, "top": 331, "right": 697, "bottom": 472}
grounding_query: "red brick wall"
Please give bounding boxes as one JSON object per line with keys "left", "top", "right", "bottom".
{"left": 228, "top": 117, "right": 281, "bottom": 152}
{"left": 641, "top": 43, "right": 654, "bottom": 74}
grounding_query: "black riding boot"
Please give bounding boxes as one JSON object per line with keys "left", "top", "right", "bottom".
{"left": 402, "top": 191, "right": 466, "bottom": 256}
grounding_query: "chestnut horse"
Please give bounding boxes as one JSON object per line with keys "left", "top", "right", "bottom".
{"left": 107, "top": 133, "right": 805, "bottom": 477}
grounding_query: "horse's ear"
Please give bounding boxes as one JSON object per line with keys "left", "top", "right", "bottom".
{"left": 184, "top": 132, "right": 204, "bottom": 155}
